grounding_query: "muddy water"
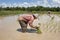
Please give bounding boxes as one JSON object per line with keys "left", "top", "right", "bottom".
{"left": 0, "top": 14, "right": 60, "bottom": 40}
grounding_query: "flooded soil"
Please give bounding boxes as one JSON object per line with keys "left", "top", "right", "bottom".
{"left": 0, "top": 14, "right": 60, "bottom": 40}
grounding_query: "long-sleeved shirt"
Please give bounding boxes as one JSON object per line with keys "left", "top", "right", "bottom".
{"left": 18, "top": 14, "right": 34, "bottom": 23}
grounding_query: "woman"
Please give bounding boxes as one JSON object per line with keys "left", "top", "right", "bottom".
{"left": 18, "top": 14, "right": 39, "bottom": 32}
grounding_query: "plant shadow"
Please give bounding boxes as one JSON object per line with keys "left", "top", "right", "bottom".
{"left": 17, "top": 28, "right": 37, "bottom": 33}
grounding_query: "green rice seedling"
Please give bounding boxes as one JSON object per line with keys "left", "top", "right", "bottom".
{"left": 46, "top": 16, "right": 55, "bottom": 32}
{"left": 36, "top": 28, "right": 42, "bottom": 34}
{"left": 51, "top": 16, "right": 54, "bottom": 21}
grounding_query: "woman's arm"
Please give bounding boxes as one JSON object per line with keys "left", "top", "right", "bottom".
{"left": 29, "top": 19, "right": 38, "bottom": 29}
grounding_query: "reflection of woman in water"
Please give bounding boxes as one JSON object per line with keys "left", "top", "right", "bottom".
{"left": 18, "top": 14, "right": 39, "bottom": 32}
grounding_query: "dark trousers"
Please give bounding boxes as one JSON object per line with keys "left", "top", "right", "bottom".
{"left": 18, "top": 20, "right": 28, "bottom": 32}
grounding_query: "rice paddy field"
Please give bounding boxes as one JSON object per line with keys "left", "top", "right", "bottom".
{"left": 0, "top": 11, "right": 60, "bottom": 40}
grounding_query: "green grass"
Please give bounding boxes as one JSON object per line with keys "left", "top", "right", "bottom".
{"left": 0, "top": 10, "right": 60, "bottom": 16}
{"left": 0, "top": 10, "right": 26, "bottom": 16}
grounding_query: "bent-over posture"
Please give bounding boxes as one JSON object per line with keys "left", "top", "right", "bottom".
{"left": 18, "top": 14, "right": 38, "bottom": 32}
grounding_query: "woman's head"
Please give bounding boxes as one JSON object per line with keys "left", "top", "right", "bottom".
{"left": 33, "top": 14, "right": 38, "bottom": 19}
{"left": 47, "top": 11, "right": 51, "bottom": 14}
